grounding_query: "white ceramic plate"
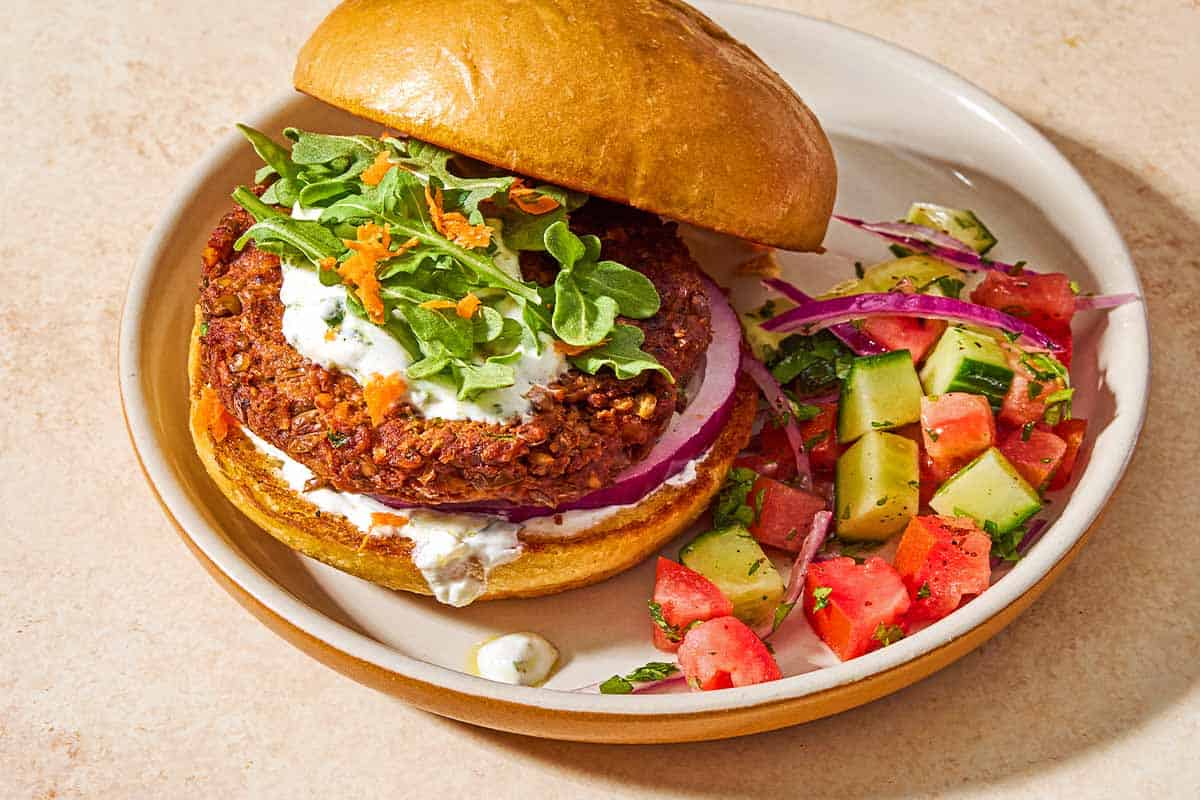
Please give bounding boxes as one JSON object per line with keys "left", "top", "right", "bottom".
{"left": 119, "top": 1, "right": 1148, "bottom": 741}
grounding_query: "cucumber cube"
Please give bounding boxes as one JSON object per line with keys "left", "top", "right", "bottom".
{"left": 835, "top": 431, "right": 919, "bottom": 541}
{"left": 919, "top": 326, "right": 1013, "bottom": 408}
{"left": 930, "top": 447, "right": 1042, "bottom": 534}
{"left": 838, "top": 350, "right": 923, "bottom": 443}
{"left": 905, "top": 202, "right": 998, "bottom": 255}
{"left": 679, "top": 526, "right": 784, "bottom": 630}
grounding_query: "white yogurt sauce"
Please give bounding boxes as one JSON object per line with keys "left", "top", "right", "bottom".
{"left": 472, "top": 633, "right": 558, "bottom": 686}
{"left": 277, "top": 262, "right": 566, "bottom": 424}
{"left": 242, "top": 429, "right": 521, "bottom": 606}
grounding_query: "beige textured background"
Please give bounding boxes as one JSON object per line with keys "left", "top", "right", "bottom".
{"left": 2, "top": 1, "right": 1197, "bottom": 797}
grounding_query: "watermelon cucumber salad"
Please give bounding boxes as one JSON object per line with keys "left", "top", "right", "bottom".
{"left": 589, "top": 203, "right": 1136, "bottom": 694}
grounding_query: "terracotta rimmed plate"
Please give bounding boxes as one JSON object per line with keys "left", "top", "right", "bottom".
{"left": 119, "top": 1, "right": 1148, "bottom": 743}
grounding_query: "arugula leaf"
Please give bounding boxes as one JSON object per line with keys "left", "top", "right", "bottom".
{"left": 456, "top": 353, "right": 519, "bottom": 399}
{"left": 568, "top": 324, "right": 671, "bottom": 381}
{"left": 401, "top": 303, "right": 474, "bottom": 359}
{"left": 554, "top": 272, "right": 617, "bottom": 346}
{"left": 236, "top": 124, "right": 298, "bottom": 185}
{"left": 232, "top": 187, "right": 344, "bottom": 264}
{"left": 573, "top": 259, "right": 660, "bottom": 318}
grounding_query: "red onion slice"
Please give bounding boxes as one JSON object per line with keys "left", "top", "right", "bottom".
{"left": 741, "top": 354, "right": 813, "bottom": 490}
{"left": 761, "top": 292, "right": 1063, "bottom": 353}
{"left": 762, "top": 277, "right": 886, "bottom": 356}
{"left": 1074, "top": 292, "right": 1139, "bottom": 310}
{"left": 834, "top": 214, "right": 1034, "bottom": 275}
{"left": 762, "top": 510, "right": 832, "bottom": 638}
{"left": 373, "top": 278, "right": 743, "bottom": 521}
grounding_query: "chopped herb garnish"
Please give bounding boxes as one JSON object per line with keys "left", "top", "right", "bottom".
{"left": 327, "top": 431, "right": 350, "bottom": 448}
{"left": 748, "top": 557, "right": 765, "bottom": 576}
{"left": 647, "top": 600, "right": 682, "bottom": 643}
{"left": 804, "top": 431, "right": 829, "bottom": 451}
{"left": 854, "top": 261, "right": 865, "bottom": 279}
{"left": 1021, "top": 421, "right": 1035, "bottom": 441}
{"left": 713, "top": 467, "right": 758, "bottom": 529}
{"left": 873, "top": 623, "right": 905, "bottom": 647}
{"left": 812, "top": 586, "right": 833, "bottom": 612}
{"left": 875, "top": 496, "right": 889, "bottom": 506}
{"left": 599, "top": 661, "right": 679, "bottom": 694}
{"left": 926, "top": 427, "right": 940, "bottom": 443}
{"left": 916, "top": 582, "right": 931, "bottom": 599}
{"left": 1028, "top": 381, "right": 1044, "bottom": 400}
{"left": 199, "top": 321, "right": 209, "bottom": 336}
{"left": 871, "top": 420, "right": 894, "bottom": 429}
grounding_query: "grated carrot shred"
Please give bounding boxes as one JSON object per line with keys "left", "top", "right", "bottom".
{"left": 455, "top": 292, "right": 481, "bottom": 319}
{"left": 553, "top": 339, "right": 606, "bottom": 356}
{"left": 424, "top": 184, "right": 493, "bottom": 249}
{"left": 370, "top": 512, "right": 409, "bottom": 532}
{"left": 363, "top": 372, "right": 408, "bottom": 427}
{"left": 360, "top": 151, "right": 393, "bottom": 186}
{"left": 337, "top": 224, "right": 392, "bottom": 324}
{"left": 319, "top": 256, "right": 337, "bottom": 272}
{"left": 197, "top": 386, "right": 237, "bottom": 442}
{"left": 418, "top": 299, "right": 457, "bottom": 310}
{"left": 508, "top": 179, "right": 560, "bottom": 215}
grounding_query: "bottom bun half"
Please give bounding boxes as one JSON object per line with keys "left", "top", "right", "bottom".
{"left": 189, "top": 312, "right": 757, "bottom": 601}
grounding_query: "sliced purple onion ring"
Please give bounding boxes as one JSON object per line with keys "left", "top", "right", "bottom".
{"left": 741, "top": 354, "right": 813, "bottom": 490}
{"left": 833, "top": 215, "right": 1034, "bottom": 275}
{"left": 762, "top": 510, "right": 832, "bottom": 638}
{"left": 761, "top": 291, "right": 1063, "bottom": 353}
{"left": 373, "top": 278, "right": 743, "bottom": 521}
{"left": 1074, "top": 292, "right": 1139, "bottom": 310}
{"left": 762, "top": 277, "right": 886, "bottom": 356}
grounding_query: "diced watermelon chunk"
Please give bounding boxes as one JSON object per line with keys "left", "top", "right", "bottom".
{"left": 733, "top": 454, "right": 783, "bottom": 479}
{"left": 862, "top": 316, "right": 947, "bottom": 363}
{"left": 999, "top": 345, "right": 1068, "bottom": 427}
{"left": 758, "top": 421, "right": 798, "bottom": 481}
{"left": 920, "top": 393, "right": 996, "bottom": 467}
{"left": 999, "top": 427, "right": 1067, "bottom": 490}
{"left": 971, "top": 271, "right": 1076, "bottom": 332}
{"left": 1048, "top": 418, "right": 1088, "bottom": 490}
{"left": 804, "top": 557, "right": 911, "bottom": 661}
{"left": 677, "top": 616, "right": 782, "bottom": 690}
{"left": 796, "top": 401, "right": 840, "bottom": 473}
{"left": 747, "top": 476, "right": 827, "bottom": 552}
{"left": 651, "top": 557, "right": 733, "bottom": 653}
{"left": 894, "top": 515, "right": 992, "bottom": 623}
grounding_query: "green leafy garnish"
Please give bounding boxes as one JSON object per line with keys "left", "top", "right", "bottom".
{"left": 327, "top": 431, "right": 350, "bottom": 448}
{"left": 647, "top": 601, "right": 682, "bottom": 643}
{"left": 567, "top": 324, "right": 672, "bottom": 382}
{"left": 812, "top": 586, "right": 833, "bottom": 612}
{"left": 713, "top": 467, "right": 759, "bottom": 528}
{"left": 230, "top": 125, "right": 672, "bottom": 402}
{"left": 873, "top": 623, "right": 905, "bottom": 647}
{"left": 916, "top": 582, "right": 931, "bottom": 599}
{"left": 769, "top": 331, "right": 855, "bottom": 395}
{"left": 599, "top": 661, "right": 679, "bottom": 694}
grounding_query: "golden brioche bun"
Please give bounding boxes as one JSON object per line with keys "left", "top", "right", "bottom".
{"left": 294, "top": 0, "right": 837, "bottom": 251}
{"left": 189, "top": 311, "right": 757, "bottom": 600}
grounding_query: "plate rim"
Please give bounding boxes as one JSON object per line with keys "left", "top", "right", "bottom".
{"left": 118, "top": 2, "right": 1150, "bottom": 737}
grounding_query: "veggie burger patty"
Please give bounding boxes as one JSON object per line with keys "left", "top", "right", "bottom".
{"left": 198, "top": 198, "right": 713, "bottom": 507}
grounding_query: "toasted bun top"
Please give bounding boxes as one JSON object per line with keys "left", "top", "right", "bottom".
{"left": 294, "top": 0, "right": 837, "bottom": 251}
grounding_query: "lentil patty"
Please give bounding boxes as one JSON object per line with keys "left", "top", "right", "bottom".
{"left": 198, "top": 199, "right": 713, "bottom": 507}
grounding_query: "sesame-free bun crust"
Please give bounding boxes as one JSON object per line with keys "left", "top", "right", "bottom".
{"left": 188, "top": 311, "right": 756, "bottom": 600}
{"left": 293, "top": 0, "right": 837, "bottom": 251}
